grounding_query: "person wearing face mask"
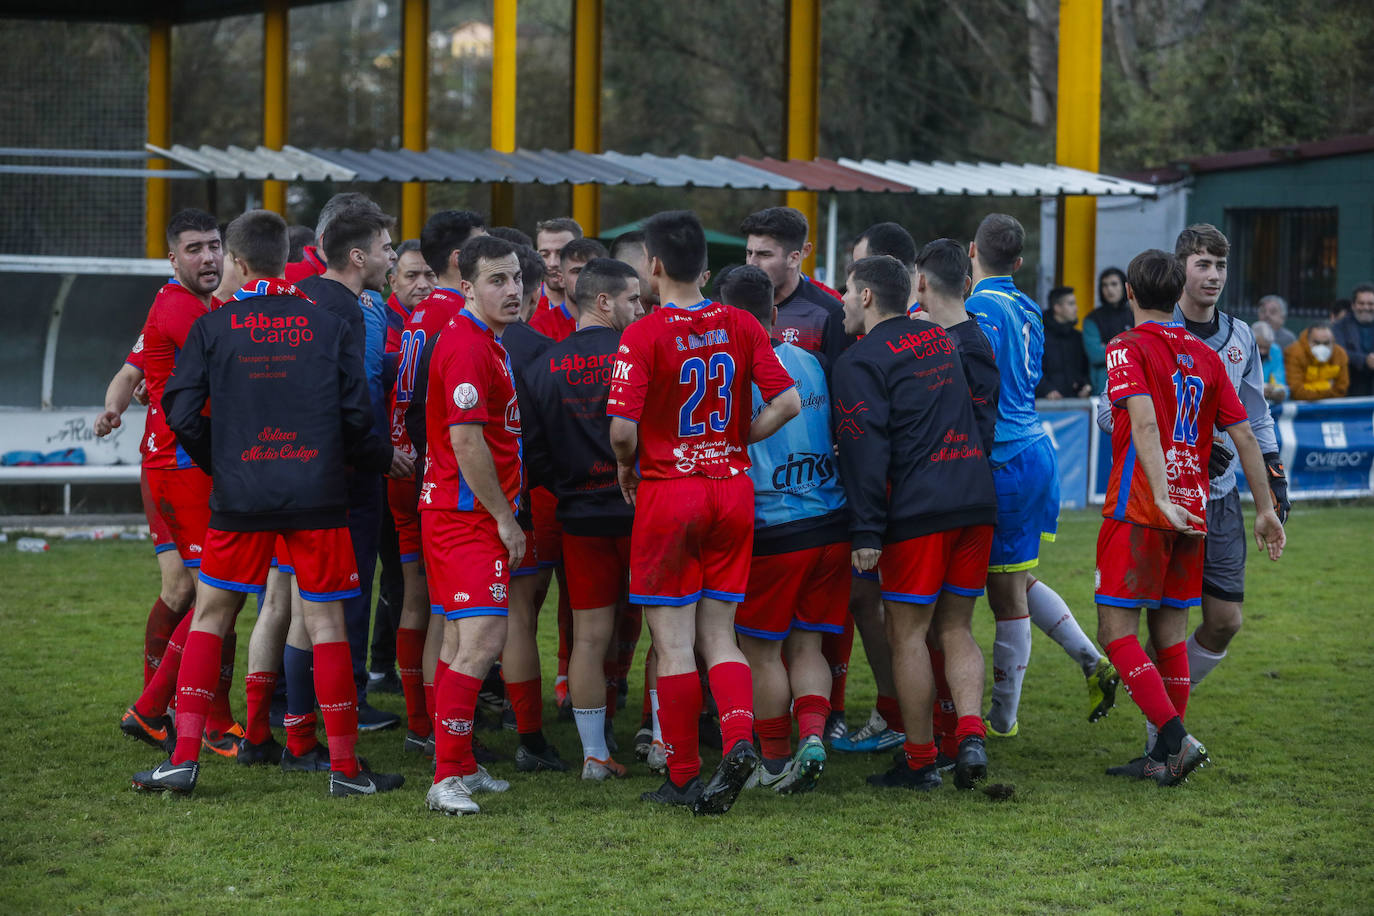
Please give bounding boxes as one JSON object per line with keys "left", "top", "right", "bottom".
{"left": 1082, "top": 267, "right": 1131, "bottom": 395}
{"left": 1284, "top": 321, "right": 1349, "bottom": 400}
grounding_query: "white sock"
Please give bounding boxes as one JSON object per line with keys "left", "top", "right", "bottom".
{"left": 1026, "top": 580, "right": 1100, "bottom": 676}
{"left": 1186, "top": 630, "right": 1227, "bottom": 686}
{"left": 988, "top": 616, "right": 1032, "bottom": 733}
{"left": 1144, "top": 720, "right": 1158, "bottom": 755}
{"left": 649, "top": 688, "right": 662, "bottom": 743}
{"left": 573, "top": 706, "right": 609, "bottom": 761}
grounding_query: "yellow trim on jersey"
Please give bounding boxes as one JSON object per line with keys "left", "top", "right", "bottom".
{"left": 988, "top": 558, "right": 1041, "bottom": 574}
{"left": 1041, "top": 533, "right": 1056, "bottom": 543}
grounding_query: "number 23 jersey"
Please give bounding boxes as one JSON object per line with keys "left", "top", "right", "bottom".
{"left": 1103, "top": 321, "right": 1246, "bottom": 531}
{"left": 608, "top": 300, "right": 795, "bottom": 481}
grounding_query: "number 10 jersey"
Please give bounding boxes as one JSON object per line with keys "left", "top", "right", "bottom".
{"left": 608, "top": 300, "right": 795, "bottom": 481}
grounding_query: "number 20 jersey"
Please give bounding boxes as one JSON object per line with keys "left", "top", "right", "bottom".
{"left": 1103, "top": 321, "right": 1246, "bottom": 531}
{"left": 608, "top": 300, "right": 795, "bottom": 481}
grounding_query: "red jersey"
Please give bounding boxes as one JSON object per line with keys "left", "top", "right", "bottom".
{"left": 418, "top": 308, "right": 523, "bottom": 516}
{"left": 1103, "top": 321, "right": 1246, "bottom": 531}
{"left": 137, "top": 280, "right": 218, "bottom": 470}
{"left": 125, "top": 331, "right": 146, "bottom": 372}
{"left": 608, "top": 299, "right": 794, "bottom": 480}
{"left": 283, "top": 245, "right": 327, "bottom": 285}
{"left": 391, "top": 287, "right": 466, "bottom": 462}
{"left": 384, "top": 292, "right": 412, "bottom": 354}
{"left": 529, "top": 300, "right": 576, "bottom": 342}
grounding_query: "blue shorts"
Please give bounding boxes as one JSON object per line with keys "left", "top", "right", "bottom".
{"left": 988, "top": 435, "right": 1059, "bottom": 573}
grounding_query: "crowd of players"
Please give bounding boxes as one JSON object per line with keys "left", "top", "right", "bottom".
{"left": 100, "top": 193, "right": 1286, "bottom": 814}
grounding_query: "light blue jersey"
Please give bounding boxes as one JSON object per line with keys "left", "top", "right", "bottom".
{"left": 967, "top": 276, "right": 1048, "bottom": 464}
{"left": 747, "top": 342, "right": 845, "bottom": 533}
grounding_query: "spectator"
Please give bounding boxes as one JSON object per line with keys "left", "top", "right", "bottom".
{"left": 1038, "top": 286, "right": 1092, "bottom": 399}
{"left": 1285, "top": 322, "right": 1349, "bottom": 401}
{"left": 1082, "top": 267, "right": 1130, "bottom": 394}
{"left": 1332, "top": 283, "right": 1374, "bottom": 396}
{"left": 1330, "top": 298, "right": 1350, "bottom": 323}
{"left": 1251, "top": 321, "right": 1288, "bottom": 403}
{"left": 1256, "top": 294, "right": 1297, "bottom": 349}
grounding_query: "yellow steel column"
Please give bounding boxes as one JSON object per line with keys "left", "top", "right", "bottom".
{"left": 1056, "top": 0, "right": 1102, "bottom": 323}
{"left": 784, "top": 0, "right": 820, "bottom": 276}
{"left": 570, "top": 0, "right": 602, "bottom": 237}
{"left": 145, "top": 20, "right": 171, "bottom": 258}
{"left": 401, "top": 0, "right": 429, "bottom": 239}
{"left": 490, "top": 0, "right": 518, "bottom": 226}
{"left": 263, "top": 0, "right": 289, "bottom": 215}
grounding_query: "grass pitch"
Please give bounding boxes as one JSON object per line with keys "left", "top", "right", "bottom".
{"left": 1, "top": 506, "right": 1371, "bottom": 914}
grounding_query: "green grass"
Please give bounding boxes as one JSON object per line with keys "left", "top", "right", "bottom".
{"left": 1, "top": 506, "right": 1371, "bottom": 914}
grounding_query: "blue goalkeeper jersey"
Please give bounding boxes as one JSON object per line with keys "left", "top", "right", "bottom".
{"left": 967, "top": 276, "right": 1048, "bottom": 464}
{"left": 746, "top": 342, "right": 847, "bottom": 553}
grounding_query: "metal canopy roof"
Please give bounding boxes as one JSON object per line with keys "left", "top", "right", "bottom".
{"left": 0, "top": 145, "right": 1159, "bottom": 197}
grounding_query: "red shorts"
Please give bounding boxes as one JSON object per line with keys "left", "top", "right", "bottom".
{"left": 199, "top": 527, "right": 359, "bottom": 601}
{"left": 387, "top": 475, "right": 422, "bottom": 563}
{"left": 563, "top": 532, "right": 632, "bottom": 610}
{"left": 531, "top": 486, "right": 562, "bottom": 568}
{"left": 1095, "top": 518, "right": 1204, "bottom": 609}
{"left": 878, "top": 525, "right": 993, "bottom": 605}
{"left": 629, "top": 475, "right": 754, "bottom": 606}
{"left": 422, "top": 509, "right": 512, "bottom": 619}
{"left": 140, "top": 466, "right": 176, "bottom": 556}
{"left": 735, "top": 541, "right": 850, "bottom": 640}
{"left": 144, "top": 466, "right": 212, "bottom": 568}
{"left": 514, "top": 526, "right": 539, "bottom": 577}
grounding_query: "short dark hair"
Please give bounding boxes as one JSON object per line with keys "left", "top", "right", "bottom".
{"left": 856, "top": 222, "right": 916, "bottom": 269}
{"left": 457, "top": 235, "right": 518, "bottom": 285}
{"left": 225, "top": 209, "right": 289, "bottom": 278}
{"left": 320, "top": 201, "right": 395, "bottom": 270}
{"left": 166, "top": 208, "right": 218, "bottom": 249}
{"left": 1126, "top": 249, "right": 1185, "bottom": 313}
{"left": 1098, "top": 266, "right": 1127, "bottom": 305}
{"left": 488, "top": 226, "right": 533, "bottom": 248}
{"left": 1330, "top": 297, "right": 1351, "bottom": 319}
{"left": 1307, "top": 320, "right": 1332, "bottom": 334}
{"left": 395, "top": 238, "right": 422, "bottom": 257}
{"left": 421, "top": 210, "right": 486, "bottom": 276}
{"left": 1352, "top": 282, "right": 1374, "bottom": 299}
{"left": 1174, "top": 223, "right": 1229, "bottom": 262}
{"left": 286, "top": 224, "right": 315, "bottom": 261}
{"left": 848, "top": 256, "right": 911, "bottom": 317}
{"left": 1048, "top": 286, "right": 1075, "bottom": 309}
{"left": 515, "top": 244, "right": 544, "bottom": 290}
{"left": 535, "top": 217, "right": 583, "bottom": 240}
{"left": 610, "top": 229, "right": 646, "bottom": 261}
{"left": 560, "top": 237, "right": 609, "bottom": 266}
{"left": 315, "top": 192, "right": 372, "bottom": 241}
{"left": 973, "top": 213, "right": 1024, "bottom": 275}
{"left": 644, "top": 210, "right": 709, "bottom": 284}
{"left": 739, "top": 206, "right": 808, "bottom": 252}
{"left": 915, "top": 238, "right": 970, "bottom": 297}
{"left": 718, "top": 264, "right": 774, "bottom": 327}
{"left": 575, "top": 257, "right": 638, "bottom": 309}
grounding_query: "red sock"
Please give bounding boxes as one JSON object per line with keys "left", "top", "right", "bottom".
{"left": 903, "top": 739, "right": 937, "bottom": 771}
{"left": 756, "top": 715, "right": 791, "bottom": 759}
{"left": 1155, "top": 640, "right": 1191, "bottom": 720}
{"left": 1105, "top": 635, "right": 1179, "bottom": 728}
{"left": 707, "top": 661, "right": 754, "bottom": 750}
{"left": 170, "top": 629, "right": 222, "bottom": 765}
{"left": 284, "top": 712, "right": 318, "bottom": 757}
{"left": 313, "top": 641, "right": 359, "bottom": 777}
{"left": 206, "top": 631, "right": 237, "bottom": 733}
{"left": 396, "top": 626, "right": 429, "bottom": 735}
{"left": 928, "top": 646, "right": 956, "bottom": 746}
{"left": 434, "top": 668, "right": 481, "bottom": 781}
{"left": 432, "top": 662, "right": 449, "bottom": 734}
{"left": 793, "top": 693, "right": 830, "bottom": 741}
{"left": 656, "top": 671, "right": 703, "bottom": 785}
{"left": 423, "top": 682, "right": 435, "bottom": 732}
{"left": 143, "top": 597, "right": 184, "bottom": 686}
{"left": 506, "top": 677, "right": 543, "bottom": 735}
{"left": 136, "top": 610, "right": 193, "bottom": 717}
{"left": 243, "top": 671, "right": 277, "bottom": 745}
{"left": 875, "top": 694, "right": 905, "bottom": 734}
{"left": 955, "top": 714, "right": 986, "bottom": 741}
{"left": 823, "top": 617, "right": 854, "bottom": 713}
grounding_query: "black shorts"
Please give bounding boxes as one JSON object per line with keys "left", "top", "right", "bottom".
{"left": 1202, "top": 487, "right": 1245, "bottom": 603}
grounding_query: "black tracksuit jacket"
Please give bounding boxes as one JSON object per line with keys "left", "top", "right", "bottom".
{"left": 521, "top": 324, "right": 634, "bottom": 538}
{"left": 830, "top": 315, "right": 997, "bottom": 551}
{"left": 163, "top": 290, "right": 392, "bottom": 531}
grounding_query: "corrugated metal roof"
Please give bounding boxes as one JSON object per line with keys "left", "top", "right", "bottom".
{"left": 150, "top": 144, "right": 356, "bottom": 182}
{"left": 739, "top": 156, "right": 910, "bottom": 193}
{"left": 835, "top": 158, "right": 1158, "bottom": 197}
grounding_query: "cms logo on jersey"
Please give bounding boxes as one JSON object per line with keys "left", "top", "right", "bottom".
{"left": 780, "top": 327, "right": 800, "bottom": 344}
{"left": 1226, "top": 345, "right": 1244, "bottom": 364}
{"left": 772, "top": 451, "right": 835, "bottom": 493}
{"left": 1106, "top": 348, "right": 1130, "bottom": 371}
